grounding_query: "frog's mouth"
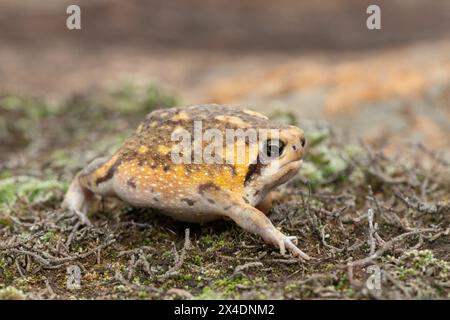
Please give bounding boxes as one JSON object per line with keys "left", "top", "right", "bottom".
{"left": 276, "top": 159, "right": 303, "bottom": 185}
{"left": 281, "top": 159, "right": 302, "bottom": 169}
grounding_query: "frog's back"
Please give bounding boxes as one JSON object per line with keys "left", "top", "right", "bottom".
{"left": 76, "top": 104, "right": 276, "bottom": 218}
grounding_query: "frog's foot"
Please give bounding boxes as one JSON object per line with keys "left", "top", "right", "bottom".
{"left": 62, "top": 175, "right": 94, "bottom": 226}
{"left": 74, "top": 209, "right": 93, "bottom": 226}
{"left": 262, "top": 226, "right": 310, "bottom": 260}
{"left": 280, "top": 235, "right": 310, "bottom": 260}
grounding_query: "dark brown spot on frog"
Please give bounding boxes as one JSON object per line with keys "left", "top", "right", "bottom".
{"left": 225, "top": 164, "right": 237, "bottom": 176}
{"left": 127, "top": 178, "right": 136, "bottom": 189}
{"left": 244, "top": 160, "right": 262, "bottom": 186}
{"left": 223, "top": 202, "right": 238, "bottom": 211}
{"left": 181, "top": 198, "right": 195, "bottom": 206}
{"left": 163, "top": 164, "right": 170, "bottom": 172}
{"left": 198, "top": 182, "right": 221, "bottom": 195}
{"left": 95, "top": 158, "right": 123, "bottom": 185}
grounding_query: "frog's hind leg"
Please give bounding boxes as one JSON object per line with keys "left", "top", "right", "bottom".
{"left": 62, "top": 157, "right": 112, "bottom": 225}
{"left": 62, "top": 175, "right": 95, "bottom": 225}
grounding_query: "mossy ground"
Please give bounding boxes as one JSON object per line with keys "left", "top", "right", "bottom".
{"left": 0, "top": 85, "right": 449, "bottom": 300}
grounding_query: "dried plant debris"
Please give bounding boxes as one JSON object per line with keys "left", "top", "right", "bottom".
{"left": 0, "top": 88, "right": 449, "bottom": 300}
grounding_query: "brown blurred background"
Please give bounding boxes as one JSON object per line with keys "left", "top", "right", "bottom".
{"left": 1, "top": 0, "right": 449, "bottom": 153}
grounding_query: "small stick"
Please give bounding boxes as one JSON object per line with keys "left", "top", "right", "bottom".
{"left": 367, "top": 208, "right": 376, "bottom": 256}
{"left": 347, "top": 228, "right": 437, "bottom": 268}
{"left": 159, "top": 228, "right": 191, "bottom": 280}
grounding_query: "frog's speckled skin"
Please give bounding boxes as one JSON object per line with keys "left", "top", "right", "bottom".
{"left": 63, "top": 104, "right": 310, "bottom": 260}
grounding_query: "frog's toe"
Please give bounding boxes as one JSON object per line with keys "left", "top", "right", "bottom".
{"left": 74, "top": 209, "right": 93, "bottom": 226}
{"left": 286, "top": 235, "right": 298, "bottom": 245}
{"left": 284, "top": 238, "right": 311, "bottom": 261}
{"left": 276, "top": 238, "right": 286, "bottom": 256}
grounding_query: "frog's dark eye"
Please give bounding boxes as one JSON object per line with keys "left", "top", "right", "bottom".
{"left": 265, "top": 139, "right": 285, "bottom": 158}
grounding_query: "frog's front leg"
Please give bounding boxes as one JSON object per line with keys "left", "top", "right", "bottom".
{"left": 202, "top": 185, "right": 310, "bottom": 260}
{"left": 225, "top": 202, "right": 311, "bottom": 260}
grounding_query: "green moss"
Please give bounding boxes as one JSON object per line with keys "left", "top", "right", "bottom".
{"left": 348, "top": 167, "right": 365, "bottom": 185}
{"left": 200, "top": 234, "right": 226, "bottom": 249}
{"left": 0, "top": 94, "right": 60, "bottom": 119}
{"left": 0, "top": 170, "right": 13, "bottom": 179}
{"left": 182, "top": 274, "right": 193, "bottom": 281}
{"left": 191, "top": 255, "right": 203, "bottom": 266}
{"left": 410, "top": 250, "right": 436, "bottom": 269}
{"left": 299, "top": 128, "right": 352, "bottom": 185}
{"left": 0, "top": 257, "right": 14, "bottom": 283}
{"left": 50, "top": 150, "right": 79, "bottom": 169}
{"left": 162, "top": 250, "right": 173, "bottom": 258}
{"left": 194, "top": 287, "right": 225, "bottom": 300}
{"left": 142, "top": 85, "right": 179, "bottom": 111}
{"left": 213, "top": 275, "right": 252, "bottom": 294}
{"left": 305, "top": 129, "right": 330, "bottom": 147}
{"left": 137, "top": 291, "right": 149, "bottom": 299}
{"left": 335, "top": 273, "right": 350, "bottom": 292}
{"left": 111, "top": 82, "right": 179, "bottom": 115}
{"left": 396, "top": 267, "right": 418, "bottom": 280}
{"left": 0, "top": 176, "right": 67, "bottom": 210}
{"left": 269, "top": 111, "right": 298, "bottom": 126}
{"left": 0, "top": 218, "right": 11, "bottom": 226}
{"left": 323, "top": 263, "right": 335, "bottom": 272}
{"left": 0, "top": 286, "right": 26, "bottom": 300}
{"left": 408, "top": 250, "right": 447, "bottom": 278}
{"left": 285, "top": 282, "right": 298, "bottom": 292}
{"left": 390, "top": 250, "right": 450, "bottom": 282}
{"left": 300, "top": 148, "right": 348, "bottom": 185}
{"left": 39, "top": 231, "right": 56, "bottom": 243}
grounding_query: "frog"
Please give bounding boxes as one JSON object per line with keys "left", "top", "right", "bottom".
{"left": 62, "top": 104, "right": 310, "bottom": 260}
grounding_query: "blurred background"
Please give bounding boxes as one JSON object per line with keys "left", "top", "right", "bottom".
{"left": 1, "top": 0, "right": 449, "bottom": 155}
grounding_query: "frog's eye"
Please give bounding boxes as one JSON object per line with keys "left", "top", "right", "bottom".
{"left": 265, "top": 139, "right": 285, "bottom": 158}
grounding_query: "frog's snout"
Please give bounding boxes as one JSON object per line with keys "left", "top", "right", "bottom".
{"left": 292, "top": 135, "right": 306, "bottom": 151}
{"left": 288, "top": 129, "right": 306, "bottom": 161}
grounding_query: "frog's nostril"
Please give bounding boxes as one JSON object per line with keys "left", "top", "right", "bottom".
{"left": 300, "top": 137, "right": 306, "bottom": 148}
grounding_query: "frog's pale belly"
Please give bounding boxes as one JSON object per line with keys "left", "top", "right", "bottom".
{"left": 158, "top": 209, "right": 223, "bottom": 223}
{"left": 120, "top": 191, "right": 225, "bottom": 223}
{"left": 112, "top": 176, "right": 224, "bottom": 222}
